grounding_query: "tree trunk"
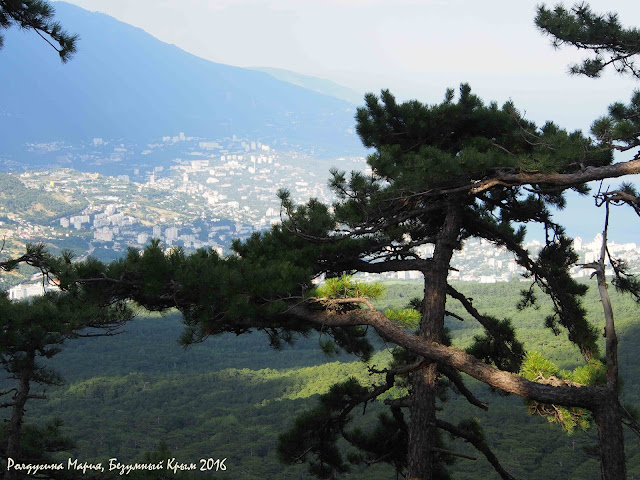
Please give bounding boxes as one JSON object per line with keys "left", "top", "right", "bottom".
{"left": 5, "top": 350, "right": 35, "bottom": 480}
{"left": 407, "top": 205, "right": 460, "bottom": 480}
{"left": 407, "top": 363, "right": 438, "bottom": 480}
{"left": 592, "top": 205, "right": 625, "bottom": 480}
{"left": 594, "top": 391, "right": 626, "bottom": 480}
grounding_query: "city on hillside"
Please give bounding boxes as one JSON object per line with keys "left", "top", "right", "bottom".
{"left": 1, "top": 136, "right": 638, "bottom": 298}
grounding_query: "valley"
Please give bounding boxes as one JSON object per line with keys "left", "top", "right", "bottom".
{"left": 7, "top": 281, "right": 640, "bottom": 479}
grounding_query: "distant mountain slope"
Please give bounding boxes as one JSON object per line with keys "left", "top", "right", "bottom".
{"left": 0, "top": 2, "right": 361, "bottom": 154}
{"left": 251, "top": 67, "right": 364, "bottom": 105}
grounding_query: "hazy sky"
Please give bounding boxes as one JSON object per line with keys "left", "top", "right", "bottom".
{"left": 58, "top": 0, "right": 640, "bottom": 131}
{"left": 56, "top": 0, "right": 640, "bottom": 241}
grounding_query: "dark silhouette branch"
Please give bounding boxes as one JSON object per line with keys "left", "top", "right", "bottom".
{"left": 436, "top": 419, "right": 516, "bottom": 480}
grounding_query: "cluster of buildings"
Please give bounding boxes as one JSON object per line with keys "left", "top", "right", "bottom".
{"left": 57, "top": 202, "right": 229, "bottom": 253}
{"left": 36, "top": 140, "right": 365, "bottom": 255}
{"left": 7, "top": 280, "right": 59, "bottom": 301}
{"left": 357, "top": 236, "right": 639, "bottom": 284}
{"left": 2, "top": 132, "right": 638, "bottom": 299}
{"left": 8, "top": 232, "right": 638, "bottom": 302}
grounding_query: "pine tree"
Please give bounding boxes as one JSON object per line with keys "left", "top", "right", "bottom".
{"left": 55, "top": 84, "right": 640, "bottom": 479}
{"left": 0, "top": 245, "right": 132, "bottom": 479}
{"left": 266, "top": 85, "right": 633, "bottom": 480}
{"left": 534, "top": 4, "right": 640, "bottom": 477}
{"left": 0, "top": 6, "right": 86, "bottom": 477}
{"left": 0, "top": 0, "right": 77, "bottom": 62}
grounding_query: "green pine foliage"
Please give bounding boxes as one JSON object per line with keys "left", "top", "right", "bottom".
{"left": 536, "top": 3, "right": 640, "bottom": 78}
{"left": 277, "top": 378, "right": 367, "bottom": 478}
{"left": 310, "top": 275, "right": 385, "bottom": 301}
{"left": 0, "top": 419, "right": 76, "bottom": 479}
{"left": 384, "top": 308, "right": 421, "bottom": 329}
{"left": 354, "top": 85, "right": 609, "bottom": 191}
{"left": 466, "top": 316, "right": 525, "bottom": 372}
{"left": 591, "top": 90, "right": 640, "bottom": 155}
{"left": 519, "top": 352, "right": 605, "bottom": 434}
{"left": 528, "top": 236, "right": 599, "bottom": 359}
{"left": 0, "top": 0, "right": 77, "bottom": 61}
{"left": 0, "top": 245, "right": 133, "bottom": 476}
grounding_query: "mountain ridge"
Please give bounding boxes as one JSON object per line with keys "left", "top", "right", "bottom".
{"left": 250, "top": 66, "right": 364, "bottom": 105}
{"left": 0, "top": 2, "right": 361, "bottom": 154}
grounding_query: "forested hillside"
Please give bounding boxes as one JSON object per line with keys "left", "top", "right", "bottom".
{"left": 7, "top": 280, "right": 640, "bottom": 479}
{"left": 0, "top": 174, "right": 86, "bottom": 223}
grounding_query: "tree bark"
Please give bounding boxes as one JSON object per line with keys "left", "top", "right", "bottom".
{"left": 407, "top": 204, "right": 460, "bottom": 480}
{"left": 597, "top": 204, "right": 619, "bottom": 388}
{"left": 591, "top": 204, "right": 626, "bottom": 480}
{"left": 284, "top": 303, "right": 603, "bottom": 407}
{"left": 407, "top": 363, "right": 438, "bottom": 480}
{"left": 594, "top": 391, "right": 626, "bottom": 480}
{"left": 451, "top": 158, "right": 640, "bottom": 196}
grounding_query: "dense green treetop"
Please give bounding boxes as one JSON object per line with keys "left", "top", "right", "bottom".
{"left": 280, "top": 85, "right": 615, "bottom": 357}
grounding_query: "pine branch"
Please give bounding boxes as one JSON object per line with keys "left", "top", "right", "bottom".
{"left": 430, "top": 446, "right": 477, "bottom": 461}
{"left": 621, "top": 405, "right": 640, "bottom": 439}
{"left": 279, "top": 303, "right": 604, "bottom": 409}
{"left": 592, "top": 199, "right": 619, "bottom": 387}
{"left": 317, "top": 296, "right": 375, "bottom": 307}
{"left": 447, "top": 286, "right": 495, "bottom": 331}
{"left": 384, "top": 396, "right": 412, "bottom": 408}
{"left": 439, "top": 365, "right": 488, "bottom": 411}
{"left": 394, "top": 158, "right": 640, "bottom": 199}
{"left": 0, "top": 0, "right": 78, "bottom": 61}
{"left": 536, "top": 3, "right": 640, "bottom": 79}
{"left": 444, "top": 310, "right": 465, "bottom": 322}
{"left": 436, "top": 419, "right": 516, "bottom": 480}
